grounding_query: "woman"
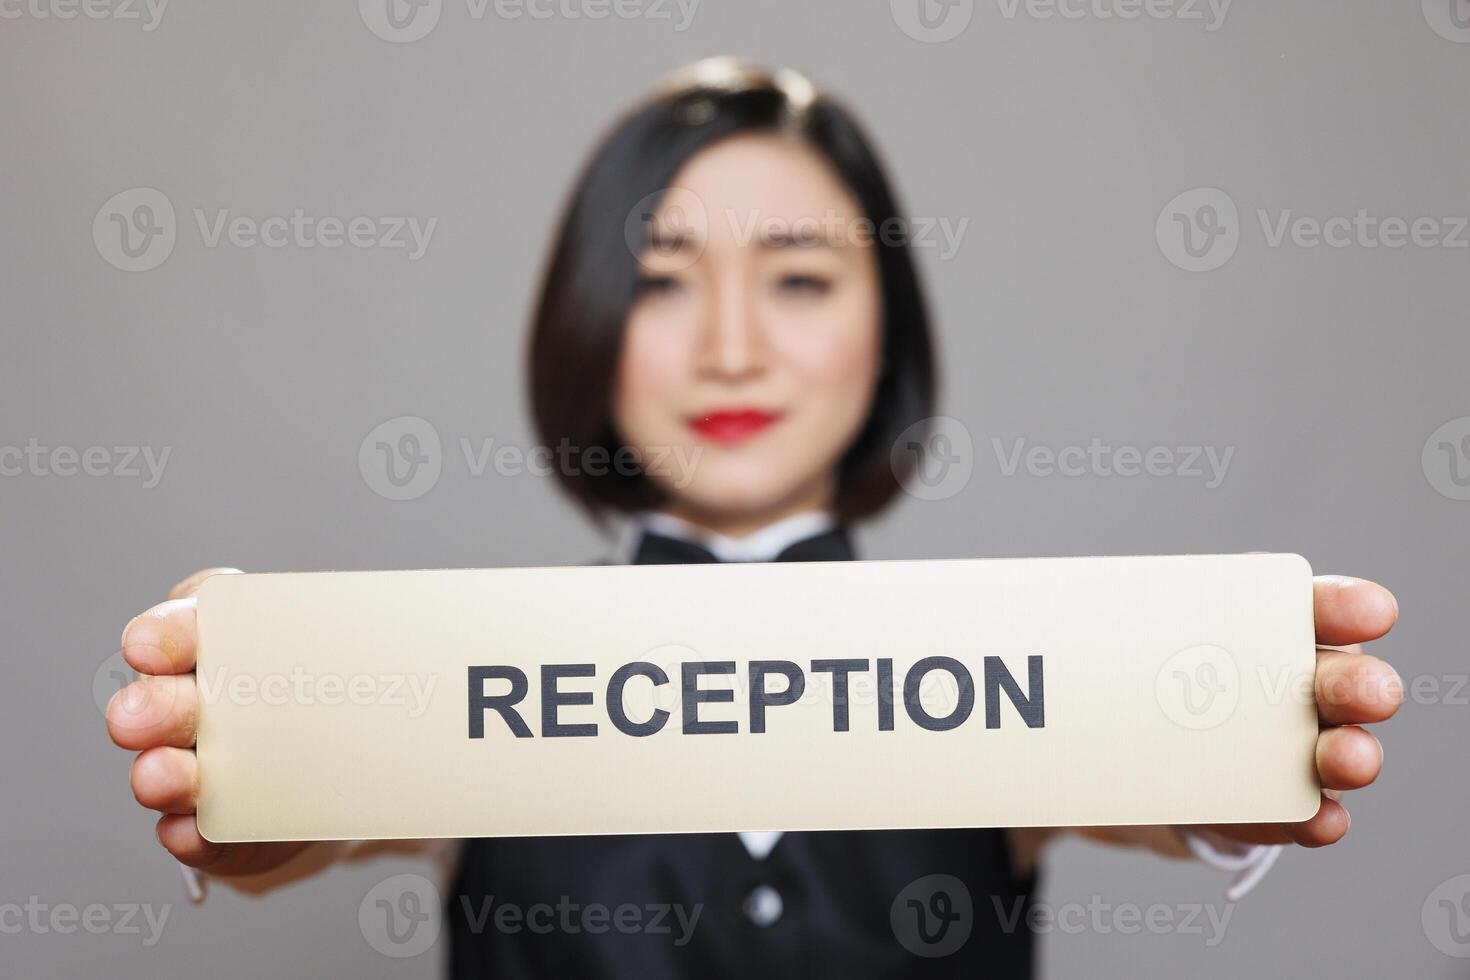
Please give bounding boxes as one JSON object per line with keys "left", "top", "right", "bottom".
{"left": 106, "top": 58, "right": 1403, "bottom": 978}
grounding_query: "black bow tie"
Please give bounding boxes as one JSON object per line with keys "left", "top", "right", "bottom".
{"left": 632, "top": 527, "right": 855, "bottom": 565}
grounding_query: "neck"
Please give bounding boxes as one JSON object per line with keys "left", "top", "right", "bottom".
{"left": 656, "top": 477, "right": 835, "bottom": 540}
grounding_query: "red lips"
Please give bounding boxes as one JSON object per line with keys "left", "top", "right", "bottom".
{"left": 688, "top": 409, "right": 782, "bottom": 445}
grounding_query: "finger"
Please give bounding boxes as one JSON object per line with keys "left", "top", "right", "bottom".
{"left": 121, "top": 599, "right": 198, "bottom": 675}
{"left": 106, "top": 675, "right": 198, "bottom": 750}
{"left": 1316, "top": 725, "right": 1383, "bottom": 791}
{"left": 130, "top": 747, "right": 198, "bottom": 814}
{"left": 155, "top": 815, "right": 314, "bottom": 875}
{"left": 1316, "top": 649, "right": 1403, "bottom": 725}
{"left": 1314, "top": 576, "right": 1397, "bottom": 647}
{"left": 156, "top": 814, "right": 233, "bottom": 869}
{"left": 1186, "top": 822, "right": 1294, "bottom": 846}
{"left": 167, "top": 567, "right": 243, "bottom": 601}
{"left": 1284, "top": 795, "right": 1350, "bottom": 847}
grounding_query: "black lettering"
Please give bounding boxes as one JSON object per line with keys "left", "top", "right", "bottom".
{"left": 877, "top": 657, "right": 895, "bottom": 731}
{"left": 903, "top": 656, "right": 975, "bottom": 731}
{"left": 607, "top": 661, "right": 671, "bottom": 737}
{"left": 682, "top": 661, "right": 737, "bottom": 734}
{"left": 468, "top": 665, "right": 533, "bottom": 738}
{"left": 810, "top": 659, "right": 868, "bottom": 732}
{"left": 541, "top": 663, "right": 598, "bottom": 737}
{"left": 984, "top": 655, "right": 1045, "bottom": 728}
{"left": 749, "top": 660, "right": 806, "bottom": 734}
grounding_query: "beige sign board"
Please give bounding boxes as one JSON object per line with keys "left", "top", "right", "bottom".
{"left": 195, "top": 553, "right": 1320, "bottom": 842}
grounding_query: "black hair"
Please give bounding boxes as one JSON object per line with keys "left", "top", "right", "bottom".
{"left": 528, "top": 61, "right": 936, "bottom": 523}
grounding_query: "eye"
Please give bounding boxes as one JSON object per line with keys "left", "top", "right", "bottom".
{"left": 776, "top": 273, "right": 832, "bottom": 296}
{"left": 635, "top": 274, "right": 683, "bottom": 297}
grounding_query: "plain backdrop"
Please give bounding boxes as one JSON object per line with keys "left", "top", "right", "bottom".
{"left": 4, "top": 0, "right": 1468, "bottom": 976}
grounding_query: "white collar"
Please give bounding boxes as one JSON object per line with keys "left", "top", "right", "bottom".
{"left": 616, "top": 510, "right": 838, "bottom": 565}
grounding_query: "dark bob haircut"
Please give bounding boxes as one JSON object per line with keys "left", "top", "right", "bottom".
{"left": 528, "top": 57, "right": 936, "bottom": 524}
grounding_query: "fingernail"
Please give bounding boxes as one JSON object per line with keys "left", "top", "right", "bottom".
{"left": 121, "top": 684, "right": 145, "bottom": 713}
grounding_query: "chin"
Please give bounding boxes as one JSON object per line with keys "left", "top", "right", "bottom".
{"left": 660, "top": 467, "right": 817, "bottom": 523}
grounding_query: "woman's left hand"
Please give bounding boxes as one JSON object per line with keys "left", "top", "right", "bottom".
{"left": 1199, "top": 574, "right": 1402, "bottom": 847}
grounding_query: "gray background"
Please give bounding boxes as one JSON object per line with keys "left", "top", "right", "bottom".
{"left": 4, "top": 0, "right": 1469, "bottom": 976}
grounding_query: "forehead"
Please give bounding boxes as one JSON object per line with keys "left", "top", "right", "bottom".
{"left": 654, "top": 132, "right": 864, "bottom": 232}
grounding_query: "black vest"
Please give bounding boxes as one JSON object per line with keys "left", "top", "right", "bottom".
{"left": 448, "top": 529, "right": 1037, "bottom": 978}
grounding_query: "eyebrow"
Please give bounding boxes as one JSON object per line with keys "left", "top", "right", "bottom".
{"left": 638, "top": 220, "right": 844, "bottom": 256}
{"left": 645, "top": 224, "right": 697, "bottom": 254}
{"left": 756, "top": 225, "right": 838, "bottom": 250}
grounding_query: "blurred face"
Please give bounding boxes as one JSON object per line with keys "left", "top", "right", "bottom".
{"left": 614, "top": 133, "right": 883, "bottom": 535}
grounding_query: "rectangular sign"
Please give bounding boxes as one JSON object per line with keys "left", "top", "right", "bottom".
{"left": 194, "top": 553, "right": 1320, "bottom": 842}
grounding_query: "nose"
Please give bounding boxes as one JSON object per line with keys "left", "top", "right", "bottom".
{"left": 694, "top": 276, "right": 767, "bottom": 382}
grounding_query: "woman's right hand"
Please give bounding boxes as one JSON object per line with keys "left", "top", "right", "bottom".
{"left": 106, "top": 568, "right": 319, "bottom": 879}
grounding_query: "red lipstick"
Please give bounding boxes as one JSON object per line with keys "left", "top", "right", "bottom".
{"left": 688, "top": 409, "right": 781, "bottom": 445}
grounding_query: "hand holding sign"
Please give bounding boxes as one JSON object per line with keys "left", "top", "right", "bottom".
{"left": 1190, "top": 575, "right": 1401, "bottom": 848}
{"left": 106, "top": 568, "right": 321, "bottom": 879}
